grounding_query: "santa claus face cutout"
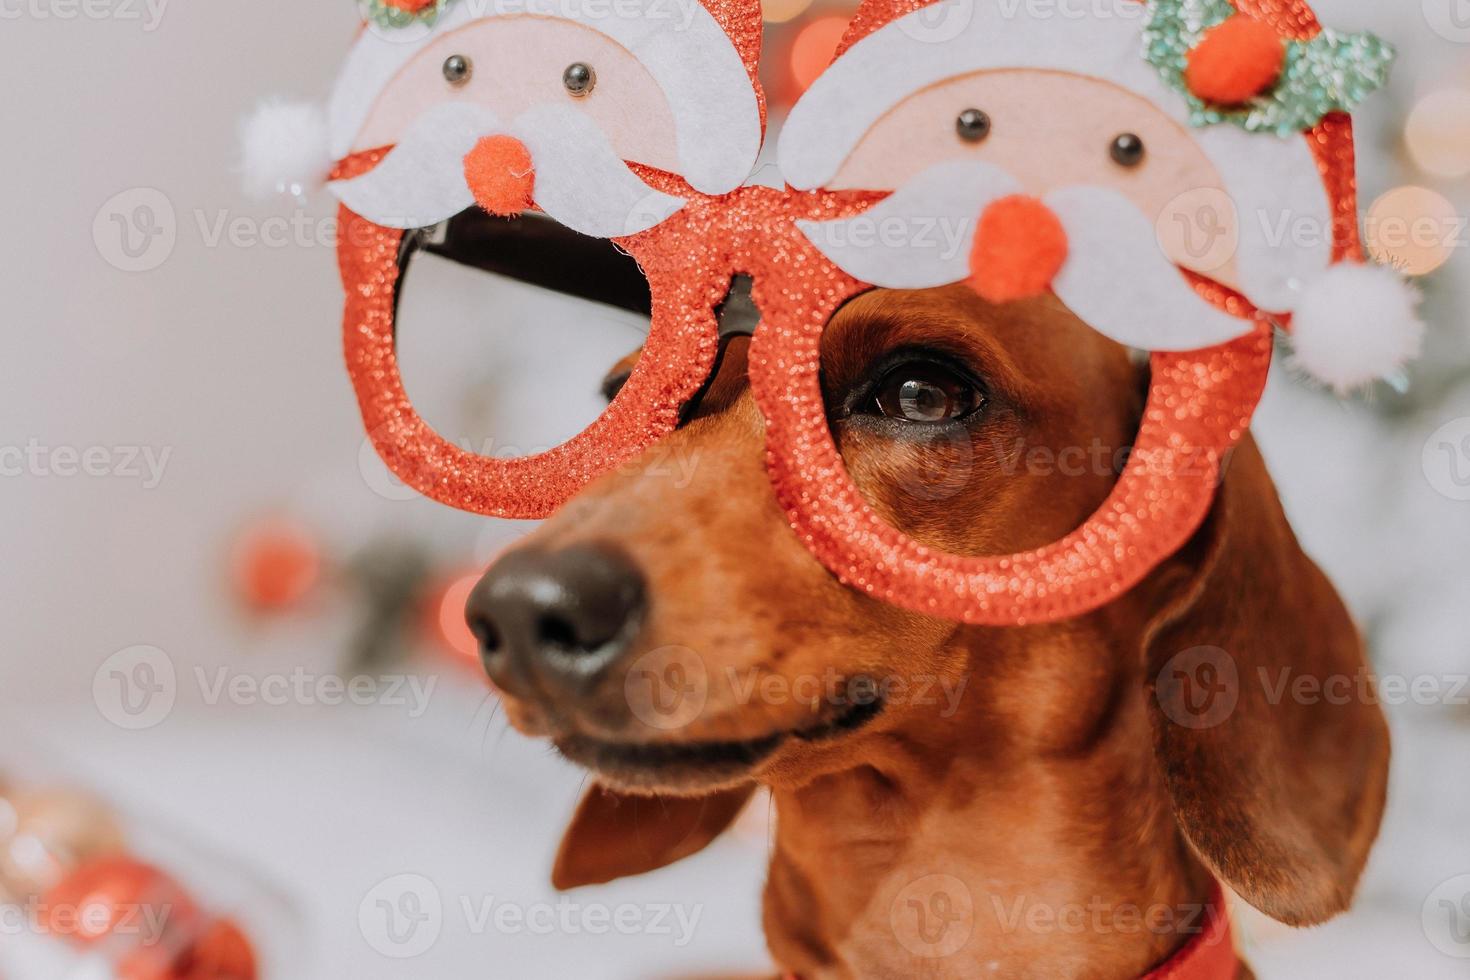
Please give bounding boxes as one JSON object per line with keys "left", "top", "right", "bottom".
{"left": 330, "top": 0, "right": 763, "bottom": 234}
{"left": 309, "top": 0, "right": 1414, "bottom": 624}
{"left": 328, "top": 0, "right": 766, "bottom": 518}
{"left": 781, "top": 0, "right": 1349, "bottom": 350}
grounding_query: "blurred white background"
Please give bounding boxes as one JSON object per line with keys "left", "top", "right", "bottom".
{"left": 0, "top": 0, "right": 1467, "bottom": 976}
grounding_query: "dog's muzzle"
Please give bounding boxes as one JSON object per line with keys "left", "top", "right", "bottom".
{"left": 466, "top": 542, "right": 647, "bottom": 700}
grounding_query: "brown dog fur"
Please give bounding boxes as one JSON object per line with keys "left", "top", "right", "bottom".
{"left": 480, "top": 286, "right": 1389, "bottom": 979}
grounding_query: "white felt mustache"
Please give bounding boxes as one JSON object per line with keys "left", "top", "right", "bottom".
{"left": 330, "top": 102, "right": 685, "bottom": 239}
{"left": 799, "top": 161, "right": 1259, "bottom": 352}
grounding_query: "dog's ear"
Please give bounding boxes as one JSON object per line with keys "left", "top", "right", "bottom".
{"left": 552, "top": 783, "right": 756, "bottom": 890}
{"left": 1139, "top": 435, "right": 1389, "bottom": 926}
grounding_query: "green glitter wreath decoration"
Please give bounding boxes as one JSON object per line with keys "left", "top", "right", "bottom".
{"left": 361, "top": 0, "right": 452, "bottom": 32}
{"left": 1143, "top": 0, "right": 1395, "bottom": 136}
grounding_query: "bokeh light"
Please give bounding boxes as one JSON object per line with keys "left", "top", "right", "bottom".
{"left": 790, "top": 15, "right": 850, "bottom": 93}
{"left": 1405, "top": 89, "right": 1470, "bottom": 179}
{"left": 431, "top": 569, "right": 483, "bottom": 664}
{"left": 1365, "top": 185, "right": 1461, "bottom": 277}
{"left": 228, "top": 518, "right": 322, "bottom": 613}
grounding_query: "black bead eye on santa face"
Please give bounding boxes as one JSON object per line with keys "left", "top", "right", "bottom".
{"left": 443, "top": 54, "right": 472, "bottom": 87}
{"left": 956, "top": 108, "right": 991, "bottom": 143}
{"left": 563, "top": 62, "right": 596, "bottom": 98}
{"left": 1110, "top": 133, "right": 1146, "bottom": 168}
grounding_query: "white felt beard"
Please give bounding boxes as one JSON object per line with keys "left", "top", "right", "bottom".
{"left": 799, "top": 160, "right": 1261, "bottom": 352}
{"left": 330, "top": 102, "right": 685, "bottom": 238}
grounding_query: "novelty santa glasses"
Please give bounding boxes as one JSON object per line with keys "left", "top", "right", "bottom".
{"left": 255, "top": 0, "right": 1418, "bottom": 625}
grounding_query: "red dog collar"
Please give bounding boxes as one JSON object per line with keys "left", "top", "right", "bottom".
{"left": 1142, "top": 885, "right": 1237, "bottom": 980}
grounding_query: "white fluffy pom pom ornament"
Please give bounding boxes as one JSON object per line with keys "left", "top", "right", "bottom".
{"left": 239, "top": 99, "right": 331, "bottom": 200}
{"left": 1287, "top": 261, "right": 1425, "bottom": 394}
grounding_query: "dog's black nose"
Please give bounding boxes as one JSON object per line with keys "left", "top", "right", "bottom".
{"left": 465, "top": 543, "right": 646, "bottom": 693}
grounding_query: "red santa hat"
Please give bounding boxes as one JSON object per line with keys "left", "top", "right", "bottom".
{"left": 777, "top": 0, "right": 1422, "bottom": 392}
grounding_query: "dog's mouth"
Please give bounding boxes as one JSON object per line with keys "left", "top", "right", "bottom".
{"left": 553, "top": 694, "right": 886, "bottom": 791}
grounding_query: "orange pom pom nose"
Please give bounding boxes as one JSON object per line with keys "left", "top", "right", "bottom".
{"left": 1185, "top": 14, "right": 1286, "bottom": 106}
{"left": 463, "top": 135, "right": 536, "bottom": 217}
{"left": 968, "top": 195, "right": 1069, "bottom": 305}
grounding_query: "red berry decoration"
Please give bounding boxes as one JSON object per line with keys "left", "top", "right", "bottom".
{"left": 41, "top": 856, "right": 204, "bottom": 979}
{"left": 176, "top": 918, "right": 259, "bottom": 980}
{"left": 1185, "top": 14, "right": 1287, "bottom": 106}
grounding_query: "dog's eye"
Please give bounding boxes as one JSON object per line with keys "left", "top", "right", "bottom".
{"left": 443, "top": 55, "right": 472, "bottom": 87}
{"left": 871, "top": 364, "right": 985, "bottom": 423}
{"left": 563, "top": 62, "right": 596, "bottom": 98}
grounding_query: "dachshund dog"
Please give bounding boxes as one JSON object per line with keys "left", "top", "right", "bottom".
{"left": 465, "top": 285, "right": 1390, "bottom": 979}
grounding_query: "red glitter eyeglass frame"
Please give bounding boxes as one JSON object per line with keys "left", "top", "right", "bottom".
{"left": 339, "top": 181, "right": 1280, "bottom": 627}
{"left": 335, "top": 0, "right": 1360, "bottom": 627}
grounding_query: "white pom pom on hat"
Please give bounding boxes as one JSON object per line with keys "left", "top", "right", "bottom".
{"left": 239, "top": 99, "right": 331, "bottom": 200}
{"left": 1286, "top": 260, "right": 1425, "bottom": 394}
